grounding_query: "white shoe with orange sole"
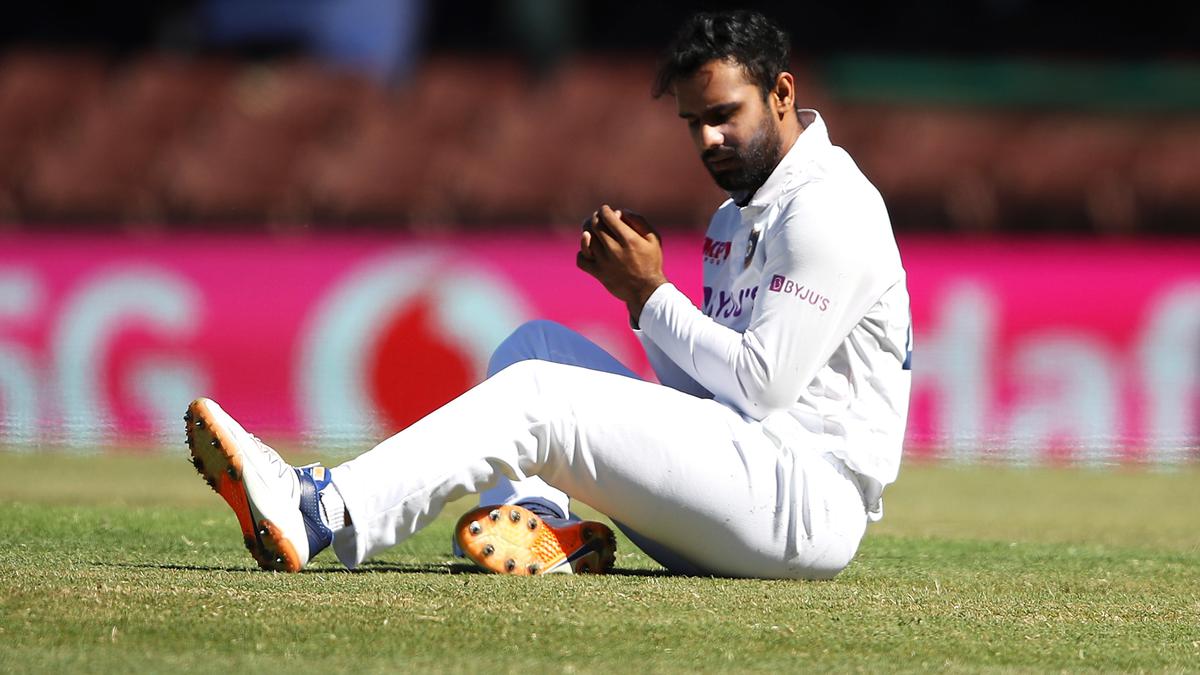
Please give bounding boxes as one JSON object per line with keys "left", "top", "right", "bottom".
{"left": 454, "top": 504, "right": 616, "bottom": 575}
{"left": 185, "top": 397, "right": 333, "bottom": 572}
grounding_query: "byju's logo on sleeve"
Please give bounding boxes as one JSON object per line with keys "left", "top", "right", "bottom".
{"left": 768, "top": 274, "right": 830, "bottom": 312}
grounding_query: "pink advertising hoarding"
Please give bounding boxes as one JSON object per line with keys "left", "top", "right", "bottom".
{"left": 1, "top": 233, "right": 1197, "bottom": 464}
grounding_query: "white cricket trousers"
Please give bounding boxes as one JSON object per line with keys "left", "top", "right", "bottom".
{"left": 330, "top": 320, "right": 869, "bottom": 579}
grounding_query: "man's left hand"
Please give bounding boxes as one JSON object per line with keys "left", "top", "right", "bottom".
{"left": 577, "top": 204, "right": 668, "bottom": 324}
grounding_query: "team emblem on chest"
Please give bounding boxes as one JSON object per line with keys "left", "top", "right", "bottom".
{"left": 744, "top": 224, "right": 762, "bottom": 269}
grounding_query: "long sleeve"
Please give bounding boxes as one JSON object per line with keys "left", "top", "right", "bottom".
{"left": 634, "top": 329, "right": 712, "bottom": 398}
{"left": 637, "top": 193, "right": 886, "bottom": 420}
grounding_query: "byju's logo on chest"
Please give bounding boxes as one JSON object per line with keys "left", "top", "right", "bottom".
{"left": 768, "top": 274, "right": 831, "bottom": 311}
{"left": 703, "top": 286, "right": 757, "bottom": 319}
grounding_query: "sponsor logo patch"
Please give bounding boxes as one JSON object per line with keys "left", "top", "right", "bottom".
{"left": 703, "top": 286, "right": 757, "bottom": 318}
{"left": 703, "top": 237, "right": 731, "bottom": 265}
{"left": 767, "top": 274, "right": 831, "bottom": 312}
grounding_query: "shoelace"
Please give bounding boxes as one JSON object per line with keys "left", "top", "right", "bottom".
{"left": 250, "top": 434, "right": 290, "bottom": 479}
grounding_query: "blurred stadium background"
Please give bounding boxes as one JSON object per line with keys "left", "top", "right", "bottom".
{"left": 0, "top": 0, "right": 1197, "bottom": 464}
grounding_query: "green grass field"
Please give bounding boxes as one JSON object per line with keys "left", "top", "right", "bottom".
{"left": 1, "top": 452, "right": 1197, "bottom": 673}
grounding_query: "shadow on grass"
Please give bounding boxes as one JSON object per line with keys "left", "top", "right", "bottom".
{"left": 103, "top": 560, "right": 675, "bottom": 577}
{"left": 358, "top": 561, "right": 674, "bottom": 577}
{"left": 101, "top": 561, "right": 267, "bottom": 574}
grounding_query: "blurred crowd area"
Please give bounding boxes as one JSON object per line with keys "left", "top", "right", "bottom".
{"left": 0, "top": 0, "right": 1197, "bottom": 235}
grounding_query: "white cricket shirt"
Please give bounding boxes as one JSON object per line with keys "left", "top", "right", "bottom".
{"left": 636, "top": 110, "right": 911, "bottom": 520}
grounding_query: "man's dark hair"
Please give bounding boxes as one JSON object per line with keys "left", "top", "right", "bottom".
{"left": 652, "top": 10, "right": 791, "bottom": 100}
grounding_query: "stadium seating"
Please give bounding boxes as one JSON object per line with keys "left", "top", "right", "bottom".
{"left": 0, "top": 52, "right": 107, "bottom": 221}
{"left": 22, "top": 56, "right": 235, "bottom": 223}
{"left": 1130, "top": 119, "right": 1200, "bottom": 234}
{"left": 0, "top": 50, "right": 1194, "bottom": 234}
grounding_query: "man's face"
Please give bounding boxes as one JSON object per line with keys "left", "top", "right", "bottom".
{"left": 674, "top": 58, "right": 783, "bottom": 194}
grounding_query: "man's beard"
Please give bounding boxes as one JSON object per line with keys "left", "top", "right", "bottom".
{"left": 703, "top": 112, "right": 783, "bottom": 195}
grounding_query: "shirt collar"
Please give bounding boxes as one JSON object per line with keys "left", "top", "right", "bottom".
{"left": 733, "top": 109, "right": 828, "bottom": 210}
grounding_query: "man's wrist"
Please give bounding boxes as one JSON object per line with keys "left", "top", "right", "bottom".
{"left": 626, "top": 278, "right": 668, "bottom": 328}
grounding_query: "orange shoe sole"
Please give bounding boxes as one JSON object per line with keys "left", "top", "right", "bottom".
{"left": 454, "top": 504, "right": 616, "bottom": 576}
{"left": 184, "top": 398, "right": 302, "bottom": 573}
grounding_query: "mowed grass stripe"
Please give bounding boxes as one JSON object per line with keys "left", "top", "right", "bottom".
{"left": 0, "top": 452, "right": 1197, "bottom": 672}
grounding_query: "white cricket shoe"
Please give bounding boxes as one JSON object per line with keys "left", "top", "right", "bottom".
{"left": 454, "top": 503, "right": 616, "bottom": 576}
{"left": 185, "top": 397, "right": 333, "bottom": 572}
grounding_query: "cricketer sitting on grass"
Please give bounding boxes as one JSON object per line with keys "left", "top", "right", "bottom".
{"left": 186, "top": 9, "right": 912, "bottom": 579}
